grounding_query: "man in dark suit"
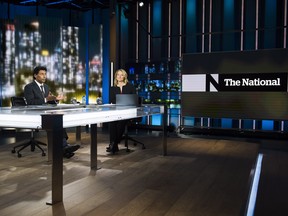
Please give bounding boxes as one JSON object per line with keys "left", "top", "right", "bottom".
{"left": 24, "top": 66, "right": 80, "bottom": 158}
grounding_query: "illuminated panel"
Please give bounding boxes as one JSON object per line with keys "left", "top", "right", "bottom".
{"left": 0, "top": 104, "right": 164, "bottom": 129}
{"left": 62, "top": 107, "right": 138, "bottom": 128}
{"left": 181, "top": 49, "right": 288, "bottom": 120}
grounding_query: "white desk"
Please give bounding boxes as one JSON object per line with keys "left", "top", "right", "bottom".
{"left": 0, "top": 104, "right": 167, "bottom": 204}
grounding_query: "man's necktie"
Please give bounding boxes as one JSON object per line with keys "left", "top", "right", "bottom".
{"left": 40, "top": 85, "right": 45, "bottom": 98}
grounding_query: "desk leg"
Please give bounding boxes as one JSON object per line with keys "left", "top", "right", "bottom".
{"left": 162, "top": 105, "right": 167, "bottom": 156}
{"left": 90, "top": 123, "right": 99, "bottom": 170}
{"left": 41, "top": 114, "right": 64, "bottom": 205}
{"left": 48, "top": 138, "right": 52, "bottom": 162}
{"left": 76, "top": 126, "right": 81, "bottom": 145}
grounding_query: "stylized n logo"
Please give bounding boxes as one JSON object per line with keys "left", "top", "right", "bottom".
{"left": 206, "top": 74, "right": 219, "bottom": 92}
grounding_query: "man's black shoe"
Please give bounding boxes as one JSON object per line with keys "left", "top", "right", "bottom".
{"left": 64, "top": 152, "right": 75, "bottom": 159}
{"left": 64, "top": 144, "right": 80, "bottom": 154}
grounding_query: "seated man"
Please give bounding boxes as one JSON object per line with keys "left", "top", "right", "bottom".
{"left": 24, "top": 66, "right": 80, "bottom": 158}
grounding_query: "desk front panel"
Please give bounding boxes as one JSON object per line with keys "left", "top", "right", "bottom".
{"left": 0, "top": 104, "right": 164, "bottom": 129}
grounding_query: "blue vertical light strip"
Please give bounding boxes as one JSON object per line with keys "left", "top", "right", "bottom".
{"left": 223, "top": 0, "right": 235, "bottom": 51}
{"left": 244, "top": 1, "right": 256, "bottom": 50}
{"left": 102, "top": 9, "right": 110, "bottom": 104}
{"left": 183, "top": 116, "right": 195, "bottom": 126}
{"left": 222, "top": 0, "right": 234, "bottom": 127}
{"left": 151, "top": 115, "right": 162, "bottom": 126}
{"left": 0, "top": 26, "right": 2, "bottom": 106}
{"left": 186, "top": 0, "right": 197, "bottom": 53}
{"left": 85, "top": 23, "right": 89, "bottom": 104}
{"left": 246, "top": 153, "right": 263, "bottom": 216}
{"left": 264, "top": 0, "right": 276, "bottom": 48}
{"left": 243, "top": 120, "right": 253, "bottom": 130}
{"left": 120, "top": 6, "right": 128, "bottom": 63}
{"left": 262, "top": 120, "right": 274, "bottom": 131}
{"left": 224, "top": 0, "right": 234, "bottom": 17}
{"left": 0, "top": 65, "right": 2, "bottom": 107}
{"left": 221, "top": 118, "right": 232, "bottom": 128}
{"left": 153, "top": 1, "right": 162, "bottom": 36}
{"left": 152, "top": 0, "right": 162, "bottom": 59}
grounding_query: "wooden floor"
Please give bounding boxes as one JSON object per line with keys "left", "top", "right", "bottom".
{"left": 0, "top": 128, "right": 286, "bottom": 216}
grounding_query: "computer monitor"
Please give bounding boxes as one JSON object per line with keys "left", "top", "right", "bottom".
{"left": 116, "top": 94, "right": 139, "bottom": 107}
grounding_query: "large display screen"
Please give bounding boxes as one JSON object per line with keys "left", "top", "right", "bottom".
{"left": 181, "top": 49, "right": 288, "bottom": 120}
{"left": 0, "top": 16, "right": 103, "bottom": 106}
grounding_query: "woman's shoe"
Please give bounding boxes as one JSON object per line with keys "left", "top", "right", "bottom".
{"left": 114, "top": 144, "right": 119, "bottom": 152}
{"left": 106, "top": 143, "right": 113, "bottom": 152}
{"left": 106, "top": 143, "right": 119, "bottom": 154}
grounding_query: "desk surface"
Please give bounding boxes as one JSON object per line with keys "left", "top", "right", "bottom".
{"left": 0, "top": 104, "right": 164, "bottom": 129}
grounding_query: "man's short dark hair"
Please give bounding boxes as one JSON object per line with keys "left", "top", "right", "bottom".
{"left": 33, "top": 66, "right": 47, "bottom": 79}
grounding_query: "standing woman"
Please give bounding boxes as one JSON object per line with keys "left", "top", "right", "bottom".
{"left": 107, "top": 69, "right": 136, "bottom": 153}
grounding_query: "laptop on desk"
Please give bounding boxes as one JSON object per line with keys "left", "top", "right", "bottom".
{"left": 116, "top": 94, "right": 139, "bottom": 107}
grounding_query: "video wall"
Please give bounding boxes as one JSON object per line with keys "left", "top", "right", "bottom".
{"left": 126, "top": 60, "right": 182, "bottom": 127}
{"left": 127, "top": 60, "right": 181, "bottom": 103}
{"left": 0, "top": 15, "right": 102, "bottom": 106}
{"left": 181, "top": 49, "right": 288, "bottom": 121}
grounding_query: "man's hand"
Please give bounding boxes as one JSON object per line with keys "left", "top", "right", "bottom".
{"left": 56, "top": 94, "right": 65, "bottom": 100}
{"left": 46, "top": 91, "right": 66, "bottom": 102}
{"left": 46, "top": 92, "right": 57, "bottom": 101}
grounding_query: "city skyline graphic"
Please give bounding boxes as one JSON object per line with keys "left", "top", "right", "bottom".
{"left": 0, "top": 15, "right": 102, "bottom": 106}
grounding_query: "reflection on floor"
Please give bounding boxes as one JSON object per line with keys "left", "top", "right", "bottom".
{"left": 0, "top": 127, "right": 287, "bottom": 216}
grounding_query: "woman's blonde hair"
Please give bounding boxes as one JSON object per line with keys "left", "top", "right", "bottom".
{"left": 113, "top": 69, "right": 128, "bottom": 86}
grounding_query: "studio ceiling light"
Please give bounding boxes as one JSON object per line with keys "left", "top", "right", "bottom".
{"left": 20, "top": 0, "right": 37, "bottom": 4}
